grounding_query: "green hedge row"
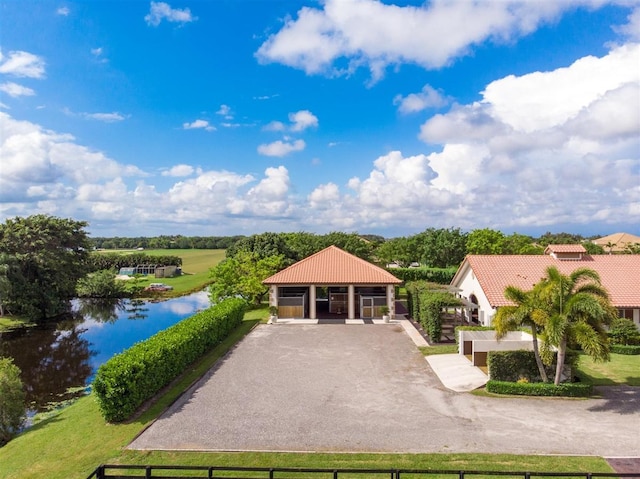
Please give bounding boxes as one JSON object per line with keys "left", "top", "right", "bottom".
{"left": 406, "top": 281, "right": 462, "bottom": 342}
{"left": 487, "top": 349, "right": 578, "bottom": 383}
{"left": 93, "top": 297, "right": 246, "bottom": 422}
{"left": 89, "top": 252, "right": 182, "bottom": 272}
{"left": 486, "top": 380, "right": 592, "bottom": 397}
{"left": 611, "top": 344, "right": 640, "bottom": 355}
{"left": 388, "top": 267, "right": 456, "bottom": 284}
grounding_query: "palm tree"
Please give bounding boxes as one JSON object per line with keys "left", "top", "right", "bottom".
{"left": 536, "top": 266, "right": 615, "bottom": 385}
{"left": 493, "top": 285, "right": 549, "bottom": 382}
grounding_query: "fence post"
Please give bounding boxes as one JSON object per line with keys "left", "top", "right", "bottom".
{"left": 146, "top": 465, "right": 152, "bottom": 479}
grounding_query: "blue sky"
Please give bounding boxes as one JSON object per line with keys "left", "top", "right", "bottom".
{"left": 1, "top": 0, "right": 639, "bottom": 238}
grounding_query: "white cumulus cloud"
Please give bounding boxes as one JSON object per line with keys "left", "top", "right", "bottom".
{"left": 145, "top": 1, "right": 197, "bottom": 27}
{"left": 289, "top": 110, "right": 319, "bottom": 131}
{"left": 257, "top": 139, "right": 306, "bottom": 157}
{"left": 162, "top": 164, "right": 195, "bottom": 177}
{"left": 0, "top": 50, "right": 46, "bottom": 78}
{"left": 0, "top": 82, "right": 35, "bottom": 97}
{"left": 256, "top": 0, "right": 600, "bottom": 81}
{"left": 394, "top": 84, "right": 448, "bottom": 114}
{"left": 182, "top": 119, "right": 215, "bottom": 131}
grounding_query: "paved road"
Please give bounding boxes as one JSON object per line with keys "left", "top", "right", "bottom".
{"left": 129, "top": 324, "right": 640, "bottom": 456}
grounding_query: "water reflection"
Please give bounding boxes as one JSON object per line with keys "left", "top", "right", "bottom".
{"left": 0, "top": 320, "right": 94, "bottom": 410}
{"left": 0, "top": 291, "right": 210, "bottom": 412}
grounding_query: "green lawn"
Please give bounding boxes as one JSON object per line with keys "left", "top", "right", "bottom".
{"left": 575, "top": 352, "right": 640, "bottom": 386}
{"left": 420, "top": 344, "right": 458, "bottom": 355}
{"left": 117, "top": 249, "right": 226, "bottom": 296}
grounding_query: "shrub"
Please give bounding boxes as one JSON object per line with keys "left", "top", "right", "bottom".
{"left": 486, "top": 380, "right": 592, "bottom": 397}
{"left": 488, "top": 349, "right": 578, "bottom": 383}
{"left": 76, "top": 269, "right": 127, "bottom": 298}
{"left": 611, "top": 344, "right": 640, "bottom": 355}
{"left": 93, "top": 297, "right": 246, "bottom": 422}
{"left": 0, "top": 357, "right": 26, "bottom": 446}
{"left": 406, "top": 281, "right": 462, "bottom": 342}
{"left": 608, "top": 318, "right": 640, "bottom": 346}
{"left": 389, "top": 267, "right": 456, "bottom": 284}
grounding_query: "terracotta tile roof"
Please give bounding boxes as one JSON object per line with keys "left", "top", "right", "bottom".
{"left": 263, "top": 245, "right": 402, "bottom": 285}
{"left": 458, "top": 254, "right": 640, "bottom": 308}
{"left": 593, "top": 232, "right": 640, "bottom": 252}
{"left": 544, "top": 244, "right": 586, "bottom": 254}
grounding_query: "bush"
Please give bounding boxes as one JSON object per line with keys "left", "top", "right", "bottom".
{"left": 611, "top": 344, "right": 640, "bottom": 355}
{"left": 406, "top": 281, "right": 462, "bottom": 342}
{"left": 389, "top": 267, "right": 456, "bottom": 284}
{"left": 486, "top": 380, "right": 592, "bottom": 397}
{"left": 608, "top": 318, "right": 640, "bottom": 346}
{"left": 488, "top": 349, "right": 578, "bottom": 383}
{"left": 76, "top": 269, "right": 127, "bottom": 298}
{"left": 93, "top": 297, "right": 246, "bottom": 422}
{"left": 0, "top": 357, "right": 26, "bottom": 446}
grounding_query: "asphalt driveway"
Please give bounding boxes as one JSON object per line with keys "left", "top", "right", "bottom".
{"left": 129, "top": 324, "right": 640, "bottom": 455}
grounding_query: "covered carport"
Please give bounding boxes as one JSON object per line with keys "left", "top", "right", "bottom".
{"left": 263, "top": 245, "right": 402, "bottom": 320}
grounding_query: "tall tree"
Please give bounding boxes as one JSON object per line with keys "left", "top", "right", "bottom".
{"left": 466, "top": 228, "right": 506, "bottom": 255}
{"left": 536, "top": 266, "right": 615, "bottom": 385}
{"left": 0, "top": 215, "right": 91, "bottom": 321}
{"left": 415, "top": 227, "right": 468, "bottom": 268}
{"left": 375, "top": 236, "right": 415, "bottom": 267}
{"left": 209, "top": 251, "right": 285, "bottom": 305}
{"left": 493, "top": 285, "right": 549, "bottom": 382}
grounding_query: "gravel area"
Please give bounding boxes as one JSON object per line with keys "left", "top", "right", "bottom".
{"left": 129, "top": 324, "right": 640, "bottom": 456}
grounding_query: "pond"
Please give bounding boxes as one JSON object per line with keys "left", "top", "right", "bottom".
{"left": 0, "top": 291, "right": 211, "bottom": 413}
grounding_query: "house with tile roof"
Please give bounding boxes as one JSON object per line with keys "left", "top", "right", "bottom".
{"left": 263, "top": 245, "right": 402, "bottom": 320}
{"left": 450, "top": 244, "right": 640, "bottom": 328}
{"left": 592, "top": 232, "right": 640, "bottom": 253}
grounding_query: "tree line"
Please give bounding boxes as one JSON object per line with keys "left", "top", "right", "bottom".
{"left": 0, "top": 214, "right": 633, "bottom": 322}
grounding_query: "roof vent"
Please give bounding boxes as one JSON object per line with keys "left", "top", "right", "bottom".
{"left": 543, "top": 244, "right": 586, "bottom": 261}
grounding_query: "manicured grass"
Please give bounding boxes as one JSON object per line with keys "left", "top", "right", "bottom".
{"left": 113, "top": 249, "right": 226, "bottom": 296}
{"left": 575, "top": 352, "right": 640, "bottom": 386}
{"left": 420, "top": 344, "right": 458, "bottom": 355}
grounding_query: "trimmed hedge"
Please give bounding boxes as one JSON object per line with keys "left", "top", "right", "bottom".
{"left": 611, "top": 344, "right": 640, "bottom": 355}
{"left": 93, "top": 297, "right": 246, "bottom": 422}
{"left": 406, "top": 281, "right": 462, "bottom": 342}
{"left": 486, "top": 380, "right": 592, "bottom": 397}
{"left": 488, "top": 349, "right": 578, "bottom": 383}
{"left": 388, "top": 267, "right": 456, "bottom": 284}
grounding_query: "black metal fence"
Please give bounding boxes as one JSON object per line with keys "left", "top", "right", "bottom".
{"left": 86, "top": 465, "right": 640, "bottom": 479}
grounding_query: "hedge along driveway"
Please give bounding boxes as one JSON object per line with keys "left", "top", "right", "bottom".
{"left": 129, "top": 324, "right": 640, "bottom": 456}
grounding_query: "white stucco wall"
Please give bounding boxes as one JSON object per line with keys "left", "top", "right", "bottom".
{"left": 453, "top": 265, "right": 497, "bottom": 326}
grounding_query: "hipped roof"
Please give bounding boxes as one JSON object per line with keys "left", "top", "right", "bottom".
{"left": 452, "top": 253, "right": 640, "bottom": 308}
{"left": 263, "top": 245, "right": 402, "bottom": 285}
{"left": 593, "top": 232, "right": 640, "bottom": 251}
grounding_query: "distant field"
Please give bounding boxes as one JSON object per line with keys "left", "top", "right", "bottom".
{"left": 140, "top": 249, "right": 226, "bottom": 274}
{"left": 100, "top": 249, "right": 226, "bottom": 296}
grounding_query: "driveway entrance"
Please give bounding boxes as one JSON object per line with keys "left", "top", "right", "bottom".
{"left": 129, "top": 324, "right": 640, "bottom": 456}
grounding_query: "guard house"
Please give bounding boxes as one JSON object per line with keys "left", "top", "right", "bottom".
{"left": 263, "top": 245, "right": 402, "bottom": 320}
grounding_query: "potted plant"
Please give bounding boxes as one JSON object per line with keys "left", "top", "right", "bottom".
{"left": 380, "top": 305, "right": 390, "bottom": 323}
{"left": 269, "top": 305, "right": 278, "bottom": 323}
